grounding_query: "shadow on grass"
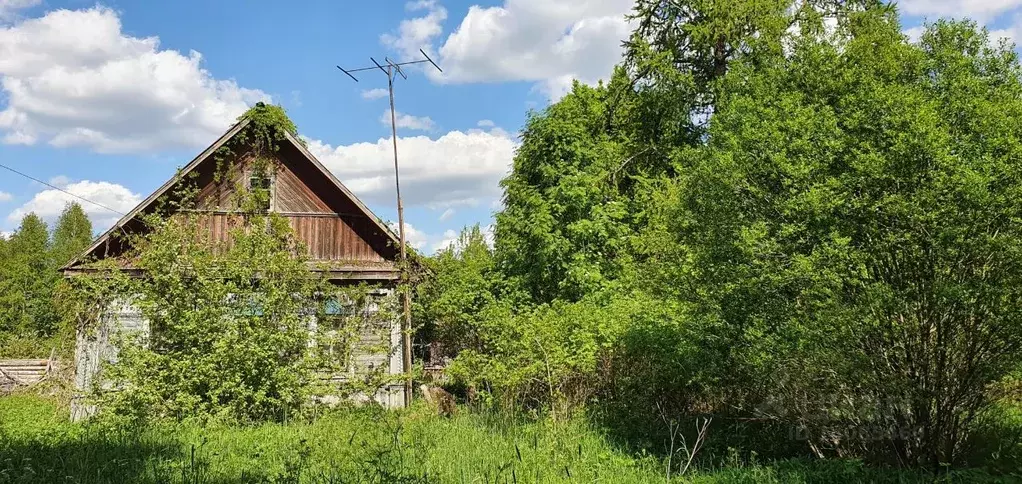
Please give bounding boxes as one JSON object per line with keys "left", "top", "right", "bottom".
{"left": 0, "top": 430, "right": 184, "bottom": 484}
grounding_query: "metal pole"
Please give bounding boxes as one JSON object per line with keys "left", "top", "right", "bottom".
{"left": 386, "top": 65, "right": 414, "bottom": 407}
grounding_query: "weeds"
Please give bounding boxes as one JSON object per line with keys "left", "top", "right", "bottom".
{"left": 0, "top": 395, "right": 1011, "bottom": 483}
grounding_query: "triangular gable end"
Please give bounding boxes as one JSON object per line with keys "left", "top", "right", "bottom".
{"left": 64, "top": 118, "right": 402, "bottom": 279}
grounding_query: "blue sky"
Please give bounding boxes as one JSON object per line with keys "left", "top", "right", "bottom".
{"left": 0, "top": 0, "right": 1017, "bottom": 251}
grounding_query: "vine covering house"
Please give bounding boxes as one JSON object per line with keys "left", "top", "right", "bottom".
{"left": 63, "top": 104, "right": 409, "bottom": 419}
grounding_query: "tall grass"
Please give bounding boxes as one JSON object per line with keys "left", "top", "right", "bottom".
{"left": 0, "top": 395, "right": 1007, "bottom": 483}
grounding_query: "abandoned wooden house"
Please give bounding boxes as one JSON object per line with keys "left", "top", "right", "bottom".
{"left": 63, "top": 112, "right": 407, "bottom": 419}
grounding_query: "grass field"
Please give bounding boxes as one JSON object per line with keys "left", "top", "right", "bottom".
{"left": 0, "top": 395, "right": 1011, "bottom": 483}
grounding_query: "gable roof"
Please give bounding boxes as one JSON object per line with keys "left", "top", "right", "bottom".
{"left": 63, "top": 117, "right": 401, "bottom": 271}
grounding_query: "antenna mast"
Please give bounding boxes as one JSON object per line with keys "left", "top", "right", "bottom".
{"left": 337, "top": 49, "right": 442, "bottom": 408}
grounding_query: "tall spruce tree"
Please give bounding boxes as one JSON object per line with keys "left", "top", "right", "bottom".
{"left": 51, "top": 203, "right": 94, "bottom": 267}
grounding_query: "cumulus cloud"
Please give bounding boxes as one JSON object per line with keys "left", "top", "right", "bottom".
{"left": 381, "top": 110, "right": 435, "bottom": 131}
{"left": 388, "top": 221, "right": 428, "bottom": 250}
{"left": 390, "top": 221, "right": 498, "bottom": 255}
{"left": 305, "top": 125, "right": 516, "bottom": 209}
{"left": 47, "top": 175, "right": 70, "bottom": 188}
{"left": 361, "top": 88, "right": 389, "bottom": 100}
{"left": 903, "top": 25, "right": 926, "bottom": 43}
{"left": 0, "top": 190, "right": 11, "bottom": 202}
{"left": 902, "top": 7, "right": 1022, "bottom": 47}
{"left": 7, "top": 180, "right": 141, "bottom": 229}
{"left": 432, "top": 228, "right": 459, "bottom": 252}
{"left": 0, "top": 0, "right": 38, "bottom": 22}
{"left": 897, "top": 0, "right": 1022, "bottom": 21}
{"left": 381, "top": 0, "right": 447, "bottom": 60}
{"left": 431, "top": 223, "right": 494, "bottom": 253}
{"left": 384, "top": 0, "right": 633, "bottom": 99}
{"left": 0, "top": 7, "right": 268, "bottom": 153}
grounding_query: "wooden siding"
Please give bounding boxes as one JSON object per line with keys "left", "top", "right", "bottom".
{"left": 192, "top": 153, "right": 334, "bottom": 214}
{"left": 189, "top": 213, "right": 387, "bottom": 262}
{"left": 194, "top": 155, "right": 253, "bottom": 211}
{"left": 287, "top": 215, "right": 387, "bottom": 262}
{"left": 275, "top": 165, "right": 331, "bottom": 212}
{"left": 182, "top": 149, "right": 392, "bottom": 264}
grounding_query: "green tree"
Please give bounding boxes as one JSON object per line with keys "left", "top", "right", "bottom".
{"left": 495, "top": 70, "right": 674, "bottom": 303}
{"left": 0, "top": 214, "right": 57, "bottom": 336}
{"left": 51, "top": 203, "right": 93, "bottom": 267}
{"left": 416, "top": 225, "right": 498, "bottom": 358}
{"left": 493, "top": 0, "right": 856, "bottom": 304}
{"left": 644, "top": 7, "right": 1022, "bottom": 466}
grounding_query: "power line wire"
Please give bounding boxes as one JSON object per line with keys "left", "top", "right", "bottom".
{"left": 0, "top": 162, "right": 128, "bottom": 216}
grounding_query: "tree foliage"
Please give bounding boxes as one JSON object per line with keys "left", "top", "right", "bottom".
{"left": 91, "top": 213, "right": 320, "bottom": 421}
{"left": 415, "top": 225, "right": 499, "bottom": 358}
{"left": 421, "top": 0, "right": 1022, "bottom": 472}
{"left": 0, "top": 214, "right": 56, "bottom": 337}
{"left": 495, "top": 70, "right": 683, "bottom": 303}
{"left": 51, "top": 203, "right": 94, "bottom": 268}
{"left": 641, "top": 10, "right": 1022, "bottom": 466}
{"left": 0, "top": 204, "right": 94, "bottom": 357}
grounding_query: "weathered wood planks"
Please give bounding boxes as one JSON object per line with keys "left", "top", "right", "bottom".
{"left": 0, "top": 358, "right": 55, "bottom": 389}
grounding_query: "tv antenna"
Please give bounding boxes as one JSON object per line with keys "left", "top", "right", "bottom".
{"left": 337, "top": 49, "right": 442, "bottom": 408}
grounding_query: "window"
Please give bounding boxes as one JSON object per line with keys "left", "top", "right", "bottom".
{"left": 249, "top": 173, "right": 271, "bottom": 211}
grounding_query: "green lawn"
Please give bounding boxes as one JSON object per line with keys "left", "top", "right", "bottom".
{"left": 0, "top": 395, "right": 1009, "bottom": 483}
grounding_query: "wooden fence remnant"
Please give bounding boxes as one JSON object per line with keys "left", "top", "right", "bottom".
{"left": 0, "top": 356, "right": 56, "bottom": 391}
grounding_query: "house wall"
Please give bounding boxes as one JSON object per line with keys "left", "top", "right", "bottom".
{"left": 71, "top": 301, "right": 148, "bottom": 421}
{"left": 184, "top": 149, "right": 396, "bottom": 265}
{"left": 71, "top": 290, "right": 405, "bottom": 421}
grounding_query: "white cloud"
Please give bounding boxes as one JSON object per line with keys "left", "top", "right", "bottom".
{"left": 381, "top": 110, "right": 435, "bottom": 131}
{"left": 381, "top": 0, "right": 448, "bottom": 61}
{"left": 387, "top": 0, "right": 633, "bottom": 99}
{"left": 388, "top": 221, "right": 428, "bottom": 250}
{"left": 897, "top": 0, "right": 1022, "bottom": 22}
{"left": 0, "top": 190, "right": 11, "bottom": 202}
{"left": 483, "top": 223, "right": 494, "bottom": 247}
{"left": 0, "top": 7, "right": 269, "bottom": 154}
{"left": 432, "top": 229, "right": 458, "bottom": 252}
{"left": 988, "top": 13, "right": 1022, "bottom": 45}
{"left": 0, "top": 0, "right": 38, "bottom": 22}
{"left": 0, "top": 230, "right": 10, "bottom": 239}
{"left": 905, "top": 12, "right": 1022, "bottom": 47}
{"left": 305, "top": 126, "right": 516, "bottom": 209}
{"left": 431, "top": 224, "right": 494, "bottom": 253}
{"left": 7, "top": 180, "right": 141, "bottom": 229}
{"left": 361, "top": 88, "right": 389, "bottom": 100}
{"left": 439, "top": 208, "right": 455, "bottom": 221}
{"left": 48, "top": 175, "right": 70, "bottom": 188}
{"left": 390, "top": 221, "right": 496, "bottom": 255}
{"left": 990, "top": 26, "right": 1020, "bottom": 45}
{"left": 476, "top": 119, "right": 495, "bottom": 128}
{"left": 903, "top": 25, "right": 926, "bottom": 43}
